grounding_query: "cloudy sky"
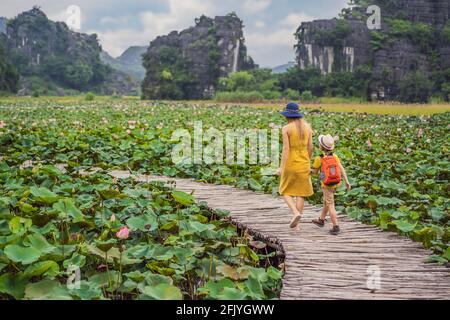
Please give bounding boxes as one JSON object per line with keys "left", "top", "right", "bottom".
{"left": 0, "top": 0, "right": 348, "bottom": 67}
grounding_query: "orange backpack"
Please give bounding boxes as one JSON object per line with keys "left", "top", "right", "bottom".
{"left": 320, "top": 154, "right": 341, "bottom": 186}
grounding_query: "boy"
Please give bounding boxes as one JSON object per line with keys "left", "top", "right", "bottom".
{"left": 311, "top": 134, "right": 351, "bottom": 235}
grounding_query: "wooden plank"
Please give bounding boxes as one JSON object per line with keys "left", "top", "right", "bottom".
{"left": 109, "top": 171, "right": 450, "bottom": 300}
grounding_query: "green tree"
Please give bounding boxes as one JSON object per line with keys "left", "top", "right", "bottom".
{"left": 398, "top": 71, "right": 433, "bottom": 103}
{"left": 64, "top": 62, "right": 94, "bottom": 90}
{"left": 219, "top": 71, "right": 256, "bottom": 92}
{"left": 0, "top": 37, "right": 20, "bottom": 94}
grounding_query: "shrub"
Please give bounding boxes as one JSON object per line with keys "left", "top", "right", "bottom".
{"left": 65, "top": 62, "right": 94, "bottom": 90}
{"left": 219, "top": 72, "right": 256, "bottom": 92}
{"left": 442, "top": 23, "right": 450, "bottom": 44}
{"left": 441, "top": 82, "right": 450, "bottom": 102}
{"left": 283, "top": 89, "right": 300, "bottom": 100}
{"left": 214, "top": 91, "right": 264, "bottom": 103}
{"left": 387, "top": 19, "right": 435, "bottom": 50}
{"left": 398, "top": 71, "right": 433, "bottom": 103}
{"left": 85, "top": 92, "right": 95, "bottom": 101}
{"left": 262, "top": 90, "right": 281, "bottom": 100}
{"left": 300, "top": 90, "right": 316, "bottom": 102}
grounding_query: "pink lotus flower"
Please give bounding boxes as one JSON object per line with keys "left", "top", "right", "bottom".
{"left": 406, "top": 148, "right": 412, "bottom": 154}
{"left": 116, "top": 226, "right": 129, "bottom": 240}
{"left": 110, "top": 214, "right": 116, "bottom": 222}
{"left": 417, "top": 128, "right": 423, "bottom": 138}
{"left": 0, "top": 121, "right": 5, "bottom": 128}
{"left": 366, "top": 139, "right": 373, "bottom": 147}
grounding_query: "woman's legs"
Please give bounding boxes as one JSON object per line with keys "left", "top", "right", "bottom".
{"left": 283, "top": 195, "right": 301, "bottom": 229}
{"left": 283, "top": 195, "right": 301, "bottom": 216}
{"left": 296, "top": 197, "right": 305, "bottom": 214}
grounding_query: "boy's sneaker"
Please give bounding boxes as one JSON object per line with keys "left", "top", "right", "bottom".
{"left": 312, "top": 218, "right": 326, "bottom": 228}
{"left": 330, "top": 225, "right": 341, "bottom": 235}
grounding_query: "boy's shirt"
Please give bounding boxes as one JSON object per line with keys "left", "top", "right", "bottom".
{"left": 312, "top": 153, "right": 341, "bottom": 189}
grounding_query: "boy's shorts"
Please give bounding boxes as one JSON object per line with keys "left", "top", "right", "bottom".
{"left": 322, "top": 187, "right": 335, "bottom": 206}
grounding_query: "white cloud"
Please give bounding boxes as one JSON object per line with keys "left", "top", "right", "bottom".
{"left": 100, "top": 16, "right": 129, "bottom": 25}
{"left": 254, "top": 20, "right": 266, "bottom": 28}
{"left": 245, "top": 28, "right": 296, "bottom": 67}
{"left": 242, "top": 0, "right": 271, "bottom": 14}
{"left": 47, "top": 9, "right": 68, "bottom": 23}
{"left": 90, "top": 0, "right": 215, "bottom": 57}
{"left": 246, "top": 28, "right": 294, "bottom": 48}
{"left": 245, "top": 13, "right": 315, "bottom": 67}
{"left": 48, "top": 6, "right": 85, "bottom": 31}
{"left": 280, "top": 12, "right": 314, "bottom": 28}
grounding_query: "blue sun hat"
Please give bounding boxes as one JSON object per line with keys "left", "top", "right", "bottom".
{"left": 279, "top": 102, "right": 303, "bottom": 118}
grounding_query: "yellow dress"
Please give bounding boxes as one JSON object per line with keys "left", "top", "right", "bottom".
{"left": 279, "top": 122, "right": 314, "bottom": 197}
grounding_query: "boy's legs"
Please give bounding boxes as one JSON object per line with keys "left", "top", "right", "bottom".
{"left": 323, "top": 188, "right": 338, "bottom": 226}
{"left": 320, "top": 204, "right": 328, "bottom": 220}
{"left": 312, "top": 193, "right": 328, "bottom": 227}
{"left": 324, "top": 188, "right": 341, "bottom": 235}
{"left": 328, "top": 203, "right": 339, "bottom": 227}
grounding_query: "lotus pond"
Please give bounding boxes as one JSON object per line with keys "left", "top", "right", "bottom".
{"left": 0, "top": 98, "right": 448, "bottom": 299}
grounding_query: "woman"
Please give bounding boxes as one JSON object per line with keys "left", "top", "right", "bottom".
{"left": 277, "top": 102, "right": 314, "bottom": 229}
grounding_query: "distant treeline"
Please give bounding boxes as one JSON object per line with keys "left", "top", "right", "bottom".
{"left": 213, "top": 66, "right": 450, "bottom": 103}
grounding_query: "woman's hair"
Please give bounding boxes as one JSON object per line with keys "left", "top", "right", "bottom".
{"left": 288, "top": 118, "right": 309, "bottom": 142}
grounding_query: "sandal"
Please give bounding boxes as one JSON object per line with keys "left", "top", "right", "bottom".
{"left": 290, "top": 214, "right": 302, "bottom": 228}
{"left": 312, "top": 218, "right": 326, "bottom": 228}
{"left": 330, "top": 225, "right": 341, "bottom": 235}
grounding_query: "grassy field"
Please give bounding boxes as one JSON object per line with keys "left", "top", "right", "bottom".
{"left": 1, "top": 96, "right": 449, "bottom": 116}
{"left": 202, "top": 101, "right": 450, "bottom": 115}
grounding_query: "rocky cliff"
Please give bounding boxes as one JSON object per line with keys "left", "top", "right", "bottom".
{"left": 0, "top": 33, "right": 19, "bottom": 94}
{"left": 0, "top": 17, "right": 6, "bottom": 34}
{"left": 142, "top": 13, "right": 255, "bottom": 100}
{"left": 295, "top": 0, "right": 450, "bottom": 100}
{"left": 4, "top": 7, "right": 138, "bottom": 95}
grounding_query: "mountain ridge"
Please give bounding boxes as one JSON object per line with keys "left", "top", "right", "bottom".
{"left": 100, "top": 46, "right": 147, "bottom": 80}
{"left": 3, "top": 7, "right": 138, "bottom": 96}
{"left": 142, "top": 13, "right": 256, "bottom": 100}
{"left": 295, "top": 0, "right": 450, "bottom": 100}
{"left": 272, "top": 61, "right": 296, "bottom": 74}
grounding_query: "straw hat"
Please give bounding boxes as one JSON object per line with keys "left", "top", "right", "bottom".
{"left": 319, "top": 134, "right": 335, "bottom": 151}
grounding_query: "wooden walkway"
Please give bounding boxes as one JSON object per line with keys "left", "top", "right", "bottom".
{"left": 111, "top": 171, "right": 450, "bottom": 300}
